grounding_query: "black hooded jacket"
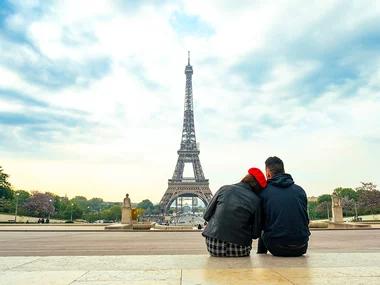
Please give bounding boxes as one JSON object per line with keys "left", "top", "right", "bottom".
{"left": 202, "top": 182, "right": 262, "bottom": 246}
{"left": 259, "top": 173, "right": 310, "bottom": 243}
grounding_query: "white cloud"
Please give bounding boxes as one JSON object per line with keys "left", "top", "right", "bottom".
{"left": 1, "top": 0, "right": 379, "bottom": 204}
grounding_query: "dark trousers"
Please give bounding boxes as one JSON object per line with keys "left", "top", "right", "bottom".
{"left": 257, "top": 234, "right": 308, "bottom": 257}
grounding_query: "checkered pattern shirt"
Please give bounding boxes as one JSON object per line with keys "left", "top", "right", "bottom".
{"left": 205, "top": 236, "right": 252, "bottom": 257}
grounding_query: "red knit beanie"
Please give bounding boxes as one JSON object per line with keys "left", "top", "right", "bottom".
{"left": 248, "top": 167, "right": 267, "bottom": 188}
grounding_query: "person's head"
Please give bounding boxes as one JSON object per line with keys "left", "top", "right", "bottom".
{"left": 241, "top": 167, "right": 267, "bottom": 193}
{"left": 265, "top": 156, "right": 285, "bottom": 179}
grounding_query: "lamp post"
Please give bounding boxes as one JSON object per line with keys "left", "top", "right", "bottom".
{"left": 14, "top": 193, "right": 20, "bottom": 223}
{"left": 48, "top": 199, "right": 52, "bottom": 223}
{"left": 326, "top": 203, "right": 330, "bottom": 221}
{"left": 71, "top": 203, "right": 74, "bottom": 221}
{"left": 354, "top": 201, "right": 358, "bottom": 220}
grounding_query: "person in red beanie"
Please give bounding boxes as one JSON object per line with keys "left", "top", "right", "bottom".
{"left": 202, "top": 167, "right": 266, "bottom": 257}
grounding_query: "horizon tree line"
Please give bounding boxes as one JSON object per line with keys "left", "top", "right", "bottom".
{"left": 1, "top": 166, "right": 380, "bottom": 221}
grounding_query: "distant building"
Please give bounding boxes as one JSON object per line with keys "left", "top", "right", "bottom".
{"left": 308, "top": 196, "right": 318, "bottom": 202}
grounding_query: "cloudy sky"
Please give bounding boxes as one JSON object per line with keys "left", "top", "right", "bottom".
{"left": 1, "top": 0, "right": 379, "bottom": 204}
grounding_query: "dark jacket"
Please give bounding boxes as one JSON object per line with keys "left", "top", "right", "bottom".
{"left": 202, "top": 182, "right": 263, "bottom": 246}
{"left": 259, "top": 173, "right": 310, "bottom": 243}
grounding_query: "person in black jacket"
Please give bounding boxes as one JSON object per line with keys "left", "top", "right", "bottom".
{"left": 257, "top": 156, "right": 310, "bottom": 257}
{"left": 202, "top": 167, "right": 266, "bottom": 257}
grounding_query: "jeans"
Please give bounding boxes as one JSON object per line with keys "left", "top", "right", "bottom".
{"left": 257, "top": 234, "right": 308, "bottom": 257}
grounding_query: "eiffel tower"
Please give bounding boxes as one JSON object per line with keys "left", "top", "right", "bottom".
{"left": 159, "top": 52, "right": 213, "bottom": 214}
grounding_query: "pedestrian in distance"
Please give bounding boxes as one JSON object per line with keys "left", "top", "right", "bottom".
{"left": 257, "top": 156, "right": 310, "bottom": 257}
{"left": 202, "top": 167, "right": 266, "bottom": 257}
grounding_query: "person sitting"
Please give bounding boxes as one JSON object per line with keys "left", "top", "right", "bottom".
{"left": 202, "top": 167, "right": 266, "bottom": 257}
{"left": 257, "top": 156, "right": 310, "bottom": 257}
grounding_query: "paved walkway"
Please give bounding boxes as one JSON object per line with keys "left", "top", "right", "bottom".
{"left": 1, "top": 253, "right": 380, "bottom": 284}
{"left": 0, "top": 229, "right": 379, "bottom": 256}
{"left": 1, "top": 227, "right": 379, "bottom": 284}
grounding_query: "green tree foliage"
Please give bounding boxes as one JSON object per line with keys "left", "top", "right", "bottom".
{"left": 105, "top": 205, "right": 121, "bottom": 221}
{"left": 317, "top": 194, "right": 332, "bottom": 204}
{"left": 0, "top": 197, "right": 12, "bottom": 213}
{"left": 315, "top": 201, "right": 331, "bottom": 219}
{"left": 137, "top": 199, "right": 154, "bottom": 210}
{"left": 307, "top": 201, "right": 320, "bottom": 220}
{"left": 70, "top": 203, "right": 84, "bottom": 220}
{"left": 12, "top": 190, "right": 31, "bottom": 216}
{"left": 71, "top": 196, "right": 88, "bottom": 210}
{"left": 136, "top": 199, "right": 162, "bottom": 216}
{"left": 15, "top": 190, "right": 31, "bottom": 204}
{"left": 0, "top": 166, "right": 13, "bottom": 200}
{"left": 88, "top": 198, "right": 104, "bottom": 212}
{"left": 333, "top": 187, "right": 358, "bottom": 216}
{"left": 49, "top": 194, "right": 64, "bottom": 218}
{"left": 333, "top": 187, "right": 358, "bottom": 201}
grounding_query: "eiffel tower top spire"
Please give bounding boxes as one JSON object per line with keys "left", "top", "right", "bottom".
{"left": 181, "top": 51, "right": 196, "bottom": 151}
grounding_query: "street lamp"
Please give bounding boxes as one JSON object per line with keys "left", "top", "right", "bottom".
{"left": 326, "top": 203, "right": 330, "bottom": 221}
{"left": 71, "top": 203, "right": 74, "bottom": 221}
{"left": 48, "top": 199, "right": 52, "bottom": 223}
{"left": 14, "top": 193, "right": 20, "bottom": 223}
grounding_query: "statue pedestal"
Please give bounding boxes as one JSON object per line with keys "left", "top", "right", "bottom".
{"left": 121, "top": 207, "right": 131, "bottom": 224}
{"left": 332, "top": 206, "right": 343, "bottom": 223}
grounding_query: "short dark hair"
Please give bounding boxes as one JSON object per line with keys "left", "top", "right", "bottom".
{"left": 241, "top": 174, "right": 263, "bottom": 194}
{"left": 265, "top": 156, "right": 284, "bottom": 176}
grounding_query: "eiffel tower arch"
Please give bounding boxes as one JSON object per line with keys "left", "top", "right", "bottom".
{"left": 160, "top": 52, "right": 213, "bottom": 214}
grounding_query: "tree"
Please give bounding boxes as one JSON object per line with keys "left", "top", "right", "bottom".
{"left": 137, "top": 199, "right": 154, "bottom": 210}
{"left": 340, "top": 197, "right": 356, "bottom": 216}
{"left": 0, "top": 197, "right": 12, "bottom": 213}
{"left": 88, "top": 198, "right": 104, "bottom": 212}
{"left": 22, "top": 191, "right": 55, "bottom": 218}
{"left": 315, "top": 194, "right": 333, "bottom": 219}
{"left": 307, "top": 201, "right": 320, "bottom": 220}
{"left": 11, "top": 190, "right": 31, "bottom": 216}
{"left": 355, "top": 182, "right": 377, "bottom": 192}
{"left": 151, "top": 204, "right": 162, "bottom": 215}
{"left": 45, "top": 191, "right": 62, "bottom": 218}
{"left": 69, "top": 203, "right": 84, "bottom": 220}
{"left": 333, "top": 187, "right": 358, "bottom": 217}
{"left": 356, "top": 182, "right": 380, "bottom": 215}
{"left": 357, "top": 190, "right": 380, "bottom": 215}
{"left": 315, "top": 201, "right": 331, "bottom": 219}
{"left": 317, "top": 194, "right": 332, "bottom": 204}
{"left": 103, "top": 205, "right": 121, "bottom": 221}
{"left": 333, "top": 187, "right": 358, "bottom": 201}
{"left": 0, "top": 166, "right": 13, "bottom": 200}
{"left": 71, "top": 196, "right": 88, "bottom": 210}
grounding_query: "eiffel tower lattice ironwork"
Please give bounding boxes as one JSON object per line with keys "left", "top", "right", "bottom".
{"left": 159, "top": 52, "right": 213, "bottom": 214}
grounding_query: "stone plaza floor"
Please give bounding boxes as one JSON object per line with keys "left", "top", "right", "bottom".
{"left": 1, "top": 253, "right": 380, "bottom": 284}
{"left": 0, "top": 226, "right": 379, "bottom": 284}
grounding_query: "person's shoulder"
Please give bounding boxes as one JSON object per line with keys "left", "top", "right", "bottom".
{"left": 219, "top": 184, "right": 232, "bottom": 191}
{"left": 215, "top": 184, "right": 232, "bottom": 194}
{"left": 292, "top": 183, "right": 306, "bottom": 191}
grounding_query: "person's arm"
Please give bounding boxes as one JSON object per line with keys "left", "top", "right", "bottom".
{"left": 251, "top": 200, "right": 264, "bottom": 239}
{"left": 203, "top": 188, "right": 222, "bottom": 221}
{"left": 305, "top": 194, "right": 310, "bottom": 224}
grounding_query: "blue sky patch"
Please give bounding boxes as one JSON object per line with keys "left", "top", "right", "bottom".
{"left": 170, "top": 10, "right": 215, "bottom": 38}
